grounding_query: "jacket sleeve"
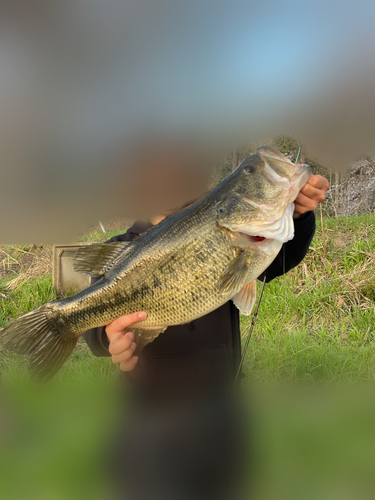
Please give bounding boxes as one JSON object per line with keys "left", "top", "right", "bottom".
{"left": 258, "top": 210, "right": 316, "bottom": 283}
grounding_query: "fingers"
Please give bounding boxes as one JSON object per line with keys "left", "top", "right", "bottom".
{"left": 294, "top": 174, "right": 330, "bottom": 216}
{"left": 111, "top": 334, "right": 137, "bottom": 364}
{"left": 109, "top": 331, "right": 134, "bottom": 356}
{"left": 294, "top": 191, "right": 321, "bottom": 213}
{"left": 120, "top": 356, "right": 139, "bottom": 372}
{"left": 298, "top": 183, "right": 326, "bottom": 205}
{"left": 306, "top": 174, "right": 330, "bottom": 190}
{"left": 105, "top": 311, "right": 147, "bottom": 372}
{"left": 107, "top": 330, "right": 139, "bottom": 372}
{"left": 106, "top": 311, "right": 147, "bottom": 337}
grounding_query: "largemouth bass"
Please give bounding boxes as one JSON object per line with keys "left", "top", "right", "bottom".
{"left": 0, "top": 146, "right": 311, "bottom": 381}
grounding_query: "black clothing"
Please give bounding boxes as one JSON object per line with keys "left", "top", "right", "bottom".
{"left": 86, "top": 212, "right": 316, "bottom": 500}
{"left": 83, "top": 211, "right": 315, "bottom": 396}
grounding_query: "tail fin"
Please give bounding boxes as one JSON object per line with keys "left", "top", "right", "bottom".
{"left": 0, "top": 305, "right": 77, "bottom": 382}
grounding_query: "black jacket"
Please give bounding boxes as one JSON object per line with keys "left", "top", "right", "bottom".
{"left": 83, "top": 211, "right": 315, "bottom": 396}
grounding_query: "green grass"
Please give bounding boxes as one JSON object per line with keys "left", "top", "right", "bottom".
{"left": 2, "top": 215, "right": 375, "bottom": 499}
{"left": 1, "top": 214, "right": 375, "bottom": 385}
{"left": 77, "top": 228, "right": 127, "bottom": 243}
{"left": 238, "top": 213, "right": 375, "bottom": 383}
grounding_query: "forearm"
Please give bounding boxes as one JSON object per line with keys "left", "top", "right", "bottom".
{"left": 82, "top": 325, "right": 111, "bottom": 357}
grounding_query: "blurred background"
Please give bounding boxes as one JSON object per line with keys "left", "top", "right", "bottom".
{"left": 1, "top": 2, "right": 375, "bottom": 498}
{"left": 1, "top": 382, "right": 375, "bottom": 500}
{"left": 0, "top": 0, "right": 374, "bottom": 242}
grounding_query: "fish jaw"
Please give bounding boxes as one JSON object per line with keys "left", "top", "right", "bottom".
{"left": 241, "top": 163, "right": 312, "bottom": 219}
{"left": 227, "top": 203, "right": 296, "bottom": 243}
{"left": 230, "top": 232, "right": 283, "bottom": 256}
{"left": 246, "top": 202, "right": 295, "bottom": 242}
{"left": 287, "top": 164, "right": 313, "bottom": 203}
{"left": 257, "top": 145, "right": 297, "bottom": 179}
{"left": 218, "top": 159, "right": 311, "bottom": 242}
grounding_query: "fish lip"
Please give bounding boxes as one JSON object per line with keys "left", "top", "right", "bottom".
{"left": 262, "top": 160, "right": 290, "bottom": 184}
{"left": 242, "top": 197, "right": 279, "bottom": 211}
{"left": 287, "top": 164, "right": 312, "bottom": 203}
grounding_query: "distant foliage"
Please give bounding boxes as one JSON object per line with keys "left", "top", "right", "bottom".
{"left": 324, "top": 155, "right": 375, "bottom": 217}
{"left": 211, "top": 135, "right": 375, "bottom": 217}
{"left": 211, "top": 134, "right": 332, "bottom": 187}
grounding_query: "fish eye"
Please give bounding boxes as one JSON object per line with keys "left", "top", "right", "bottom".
{"left": 244, "top": 165, "right": 255, "bottom": 173}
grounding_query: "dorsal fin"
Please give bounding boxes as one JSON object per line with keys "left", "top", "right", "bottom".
{"left": 73, "top": 242, "right": 132, "bottom": 277}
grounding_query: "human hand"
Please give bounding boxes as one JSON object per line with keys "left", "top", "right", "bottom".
{"left": 294, "top": 174, "right": 330, "bottom": 218}
{"left": 106, "top": 311, "right": 147, "bottom": 372}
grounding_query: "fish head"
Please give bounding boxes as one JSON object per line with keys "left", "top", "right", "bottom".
{"left": 216, "top": 145, "right": 312, "bottom": 243}
{"left": 230, "top": 145, "right": 311, "bottom": 212}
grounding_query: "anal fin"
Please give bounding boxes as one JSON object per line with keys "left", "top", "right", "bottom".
{"left": 232, "top": 280, "right": 257, "bottom": 316}
{"left": 126, "top": 326, "right": 167, "bottom": 353}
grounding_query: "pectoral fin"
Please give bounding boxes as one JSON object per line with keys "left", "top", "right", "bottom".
{"left": 127, "top": 326, "right": 167, "bottom": 353}
{"left": 232, "top": 280, "right": 257, "bottom": 316}
{"left": 217, "top": 251, "right": 253, "bottom": 295}
{"left": 73, "top": 242, "right": 132, "bottom": 277}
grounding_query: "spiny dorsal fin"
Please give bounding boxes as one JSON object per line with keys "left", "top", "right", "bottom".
{"left": 232, "top": 280, "right": 257, "bottom": 316}
{"left": 73, "top": 242, "right": 132, "bottom": 277}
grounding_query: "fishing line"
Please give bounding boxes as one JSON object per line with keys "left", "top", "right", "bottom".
{"left": 295, "top": 146, "right": 302, "bottom": 165}
{"left": 283, "top": 147, "right": 301, "bottom": 276}
{"left": 234, "top": 275, "right": 267, "bottom": 385}
{"left": 234, "top": 145, "right": 302, "bottom": 385}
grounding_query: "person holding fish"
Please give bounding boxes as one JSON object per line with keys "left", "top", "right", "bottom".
{"left": 0, "top": 146, "right": 329, "bottom": 384}
{"left": 82, "top": 149, "right": 329, "bottom": 500}
{"left": 0, "top": 146, "right": 329, "bottom": 500}
{"left": 84, "top": 156, "right": 329, "bottom": 391}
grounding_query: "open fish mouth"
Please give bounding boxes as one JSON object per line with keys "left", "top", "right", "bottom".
{"left": 232, "top": 203, "right": 296, "bottom": 244}
{"left": 224, "top": 155, "right": 312, "bottom": 245}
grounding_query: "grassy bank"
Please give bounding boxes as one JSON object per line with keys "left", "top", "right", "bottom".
{"left": 1, "top": 214, "right": 375, "bottom": 384}
{"left": 243, "top": 212, "right": 375, "bottom": 383}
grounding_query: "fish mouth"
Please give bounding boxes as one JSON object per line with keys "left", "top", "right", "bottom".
{"left": 262, "top": 160, "right": 291, "bottom": 185}
{"left": 257, "top": 145, "right": 296, "bottom": 179}
{"left": 223, "top": 151, "right": 312, "bottom": 245}
{"left": 234, "top": 203, "right": 296, "bottom": 243}
{"left": 287, "top": 164, "right": 312, "bottom": 203}
{"left": 249, "top": 235, "right": 266, "bottom": 242}
{"left": 242, "top": 197, "right": 282, "bottom": 212}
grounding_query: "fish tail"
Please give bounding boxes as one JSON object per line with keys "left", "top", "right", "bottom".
{"left": 0, "top": 304, "right": 77, "bottom": 382}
